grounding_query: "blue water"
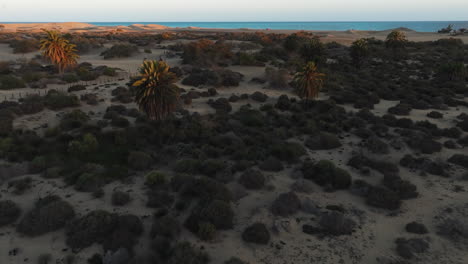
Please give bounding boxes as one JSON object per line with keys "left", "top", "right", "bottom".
{"left": 87, "top": 21, "right": 468, "bottom": 32}
{"left": 2, "top": 21, "right": 468, "bottom": 32}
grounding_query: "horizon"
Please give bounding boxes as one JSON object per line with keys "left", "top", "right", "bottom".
{"left": 2, "top": 20, "right": 468, "bottom": 23}
{"left": 1, "top": 0, "right": 467, "bottom": 21}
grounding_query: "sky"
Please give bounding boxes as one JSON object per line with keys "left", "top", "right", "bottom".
{"left": 0, "top": 0, "right": 467, "bottom": 22}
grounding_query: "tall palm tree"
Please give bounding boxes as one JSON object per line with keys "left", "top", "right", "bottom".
{"left": 385, "top": 30, "right": 407, "bottom": 50}
{"left": 40, "top": 30, "right": 79, "bottom": 74}
{"left": 350, "top": 38, "right": 369, "bottom": 67}
{"left": 293, "top": 62, "right": 326, "bottom": 100}
{"left": 132, "top": 60, "right": 179, "bottom": 120}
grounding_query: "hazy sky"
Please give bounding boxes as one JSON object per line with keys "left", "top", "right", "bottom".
{"left": 1, "top": 0, "right": 467, "bottom": 21}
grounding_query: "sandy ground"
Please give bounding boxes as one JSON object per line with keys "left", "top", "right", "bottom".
{"left": 0, "top": 30, "right": 467, "bottom": 264}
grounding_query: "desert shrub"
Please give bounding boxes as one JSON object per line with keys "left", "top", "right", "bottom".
{"left": 181, "top": 176, "right": 232, "bottom": 203}
{"left": 65, "top": 35, "right": 103, "bottom": 54}
{"left": 305, "top": 132, "right": 342, "bottom": 150}
{"left": 62, "top": 73, "right": 80, "bottom": 83}
{"left": 75, "top": 66, "right": 99, "bottom": 81}
{"left": 68, "top": 84, "right": 86, "bottom": 92}
{"left": 102, "top": 214, "right": 143, "bottom": 253}
{"left": 284, "top": 33, "right": 308, "bottom": 52}
{"left": 166, "top": 242, "right": 210, "bottom": 264}
{"left": 74, "top": 172, "right": 104, "bottom": 192}
{"left": 19, "top": 94, "right": 45, "bottom": 114}
{"left": 0, "top": 114, "right": 13, "bottom": 136}
{"left": 0, "top": 75, "right": 26, "bottom": 90}
{"left": 366, "top": 186, "right": 401, "bottom": 210}
{"left": 173, "top": 158, "right": 201, "bottom": 173}
{"left": 405, "top": 221, "right": 428, "bottom": 234}
{"left": 0, "top": 200, "right": 21, "bottom": 227}
{"left": 101, "top": 44, "right": 138, "bottom": 59}
{"left": 37, "top": 254, "right": 52, "bottom": 264}
{"left": 68, "top": 133, "right": 99, "bottom": 156}
{"left": 437, "top": 62, "right": 466, "bottom": 81}
{"left": 111, "top": 116, "right": 130, "bottom": 128}
{"left": 225, "top": 257, "right": 249, "bottom": 264}
{"left": 182, "top": 68, "right": 242, "bottom": 87}
{"left": 300, "top": 37, "right": 326, "bottom": 64}
{"left": 242, "top": 222, "right": 270, "bottom": 244}
{"left": 185, "top": 199, "right": 234, "bottom": 234}
{"left": 102, "top": 66, "right": 117, "bottom": 76}
{"left": 348, "top": 154, "right": 399, "bottom": 176}
{"left": 112, "top": 190, "right": 131, "bottom": 206}
{"left": 127, "top": 151, "right": 152, "bottom": 170}
{"left": 301, "top": 160, "right": 351, "bottom": 189}
{"left": 145, "top": 171, "right": 167, "bottom": 187}
{"left": 8, "top": 177, "right": 33, "bottom": 195}
{"left": 265, "top": 67, "right": 290, "bottom": 89}
{"left": 17, "top": 195, "right": 75, "bottom": 236}
{"left": 21, "top": 71, "right": 45, "bottom": 83}
{"left": 197, "top": 221, "right": 217, "bottom": 241}
{"left": 9, "top": 38, "right": 39, "bottom": 53}
{"left": 151, "top": 215, "right": 181, "bottom": 240}
{"left": 235, "top": 52, "right": 264, "bottom": 66}
{"left": 271, "top": 192, "right": 301, "bottom": 216}
{"left": 29, "top": 155, "right": 47, "bottom": 173}
{"left": 66, "top": 210, "right": 118, "bottom": 250}
{"left": 395, "top": 237, "right": 429, "bottom": 259}
{"left": 199, "top": 159, "right": 226, "bottom": 177}
{"left": 182, "top": 39, "right": 233, "bottom": 66}
{"left": 44, "top": 91, "right": 79, "bottom": 110}
{"left": 59, "top": 110, "right": 89, "bottom": 130}
{"left": 317, "top": 211, "right": 357, "bottom": 235}
{"left": 448, "top": 154, "right": 468, "bottom": 169}
{"left": 238, "top": 169, "right": 265, "bottom": 190}
{"left": 270, "top": 141, "right": 306, "bottom": 163}
{"left": 259, "top": 156, "right": 284, "bottom": 172}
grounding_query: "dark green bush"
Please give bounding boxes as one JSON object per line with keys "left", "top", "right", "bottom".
{"left": 9, "top": 38, "right": 39, "bottom": 54}
{"left": 0, "top": 75, "right": 26, "bottom": 90}
{"left": 242, "top": 222, "right": 270, "bottom": 244}
{"left": 101, "top": 44, "right": 139, "bottom": 59}
{"left": 166, "top": 242, "right": 210, "bottom": 264}
{"left": 17, "top": 195, "right": 75, "bottom": 236}
{"left": 301, "top": 160, "right": 351, "bottom": 189}
{"left": 0, "top": 200, "right": 21, "bottom": 227}
{"left": 59, "top": 110, "right": 89, "bottom": 130}
{"left": 111, "top": 190, "right": 131, "bottom": 206}
{"left": 44, "top": 91, "right": 80, "bottom": 110}
{"left": 127, "top": 151, "right": 152, "bottom": 170}
{"left": 66, "top": 210, "right": 118, "bottom": 250}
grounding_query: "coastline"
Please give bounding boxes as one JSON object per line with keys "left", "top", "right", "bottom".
{"left": 1, "top": 22, "right": 467, "bottom": 45}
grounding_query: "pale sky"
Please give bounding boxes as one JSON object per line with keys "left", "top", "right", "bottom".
{"left": 0, "top": 0, "right": 467, "bottom": 21}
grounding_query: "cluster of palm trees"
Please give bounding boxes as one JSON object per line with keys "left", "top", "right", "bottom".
{"left": 39, "top": 29, "right": 410, "bottom": 121}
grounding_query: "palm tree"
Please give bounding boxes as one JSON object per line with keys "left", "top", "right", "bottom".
{"left": 293, "top": 62, "right": 326, "bottom": 100}
{"left": 385, "top": 30, "right": 407, "bottom": 50}
{"left": 40, "top": 30, "right": 79, "bottom": 74}
{"left": 132, "top": 60, "right": 179, "bottom": 120}
{"left": 350, "top": 38, "right": 369, "bottom": 67}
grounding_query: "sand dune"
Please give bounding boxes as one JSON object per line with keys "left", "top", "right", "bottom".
{"left": 1, "top": 22, "right": 467, "bottom": 45}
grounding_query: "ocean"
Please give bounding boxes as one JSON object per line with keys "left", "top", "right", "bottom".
{"left": 85, "top": 21, "right": 468, "bottom": 32}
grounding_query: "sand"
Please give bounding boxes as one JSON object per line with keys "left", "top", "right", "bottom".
{"left": 0, "top": 27, "right": 467, "bottom": 264}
